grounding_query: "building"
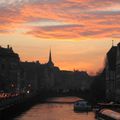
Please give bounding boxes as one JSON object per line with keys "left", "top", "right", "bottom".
{"left": 0, "top": 45, "right": 20, "bottom": 92}
{"left": 115, "top": 43, "right": 120, "bottom": 102}
{"left": 105, "top": 46, "right": 117, "bottom": 101}
{"left": 45, "top": 49, "right": 60, "bottom": 89}
{"left": 105, "top": 43, "right": 120, "bottom": 102}
{"left": 20, "top": 61, "right": 40, "bottom": 93}
{"left": 0, "top": 45, "right": 92, "bottom": 95}
{"left": 20, "top": 50, "right": 59, "bottom": 92}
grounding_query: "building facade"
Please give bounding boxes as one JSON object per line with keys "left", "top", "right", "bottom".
{"left": 105, "top": 42, "right": 120, "bottom": 102}
{"left": 0, "top": 45, "right": 20, "bottom": 92}
{"left": 116, "top": 43, "right": 120, "bottom": 102}
{"left": 0, "top": 46, "right": 92, "bottom": 95}
{"left": 105, "top": 46, "right": 117, "bottom": 101}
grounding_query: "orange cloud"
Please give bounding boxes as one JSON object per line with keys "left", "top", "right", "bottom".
{"left": 0, "top": 0, "right": 120, "bottom": 40}
{"left": 0, "top": 0, "right": 120, "bottom": 74}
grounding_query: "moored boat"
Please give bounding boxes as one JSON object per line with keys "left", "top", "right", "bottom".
{"left": 74, "top": 100, "right": 92, "bottom": 112}
{"left": 95, "top": 108, "right": 120, "bottom": 120}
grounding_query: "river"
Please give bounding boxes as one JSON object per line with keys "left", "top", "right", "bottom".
{"left": 15, "top": 97, "right": 96, "bottom": 120}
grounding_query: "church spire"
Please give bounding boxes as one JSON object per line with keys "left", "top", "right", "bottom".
{"left": 47, "top": 49, "right": 54, "bottom": 67}
{"left": 49, "top": 49, "right": 52, "bottom": 63}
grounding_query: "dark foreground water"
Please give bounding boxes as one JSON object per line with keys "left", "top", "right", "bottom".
{"left": 15, "top": 97, "right": 96, "bottom": 120}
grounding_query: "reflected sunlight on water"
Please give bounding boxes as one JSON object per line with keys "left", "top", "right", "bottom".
{"left": 15, "top": 97, "right": 95, "bottom": 120}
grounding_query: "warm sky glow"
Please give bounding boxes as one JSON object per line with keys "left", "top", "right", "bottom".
{"left": 0, "top": 0, "right": 120, "bottom": 74}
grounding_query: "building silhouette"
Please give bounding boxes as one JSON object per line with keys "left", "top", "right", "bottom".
{"left": 0, "top": 45, "right": 92, "bottom": 95}
{"left": 0, "top": 45, "right": 20, "bottom": 92}
{"left": 105, "top": 42, "right": 120, "bottom": 102}
{"left": 105, "top": 46, "right": 117, "bottom": 101}
{"left": 116, "top": 43, "right": 120, "bottom": 101}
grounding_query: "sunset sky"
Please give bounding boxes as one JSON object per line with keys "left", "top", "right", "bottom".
{"left": 0, "top": 0, "right": 120, "bottom": 74}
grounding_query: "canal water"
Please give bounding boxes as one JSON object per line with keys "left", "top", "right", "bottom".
{"left": 15, "top": 97, "right": 96, "bottom": 120}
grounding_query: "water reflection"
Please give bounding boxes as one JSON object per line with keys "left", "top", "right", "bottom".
{"left": 15, "top": 97, "right": 95, "bottom": 120}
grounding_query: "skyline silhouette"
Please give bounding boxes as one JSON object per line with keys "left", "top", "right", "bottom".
{"left": 0, "top": 40, "right": 120, "bottom": 75}
{"left": 0, "top": 0, "right": 120, "bottom": 74}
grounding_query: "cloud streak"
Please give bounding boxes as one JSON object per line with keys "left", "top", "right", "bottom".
{"left": 0, "top": 0, "right": 120, "bottom": 39}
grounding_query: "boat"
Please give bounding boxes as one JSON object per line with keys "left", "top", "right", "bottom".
{"left": 74, "top": 100, "right": 92, "bottom": 112}
{"left": 96, "top": 102, "right": 120, "bottom": 109}
{"left": 95, "top": 108, "right": 120, "bottom": 120}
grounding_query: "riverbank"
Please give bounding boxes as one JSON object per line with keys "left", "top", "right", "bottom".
{"left": 0, "top": 89, "right": 104, "bottom": 120}
{"left": 0, "top": 92, "right": 49, "bottom": 119}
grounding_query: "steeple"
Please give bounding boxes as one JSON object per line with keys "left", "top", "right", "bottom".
{"left": 47, "top": 49, "right": 54, "bottom": 67}
{"left": 49, "top": 49, "right": 52, "bottom": 63}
